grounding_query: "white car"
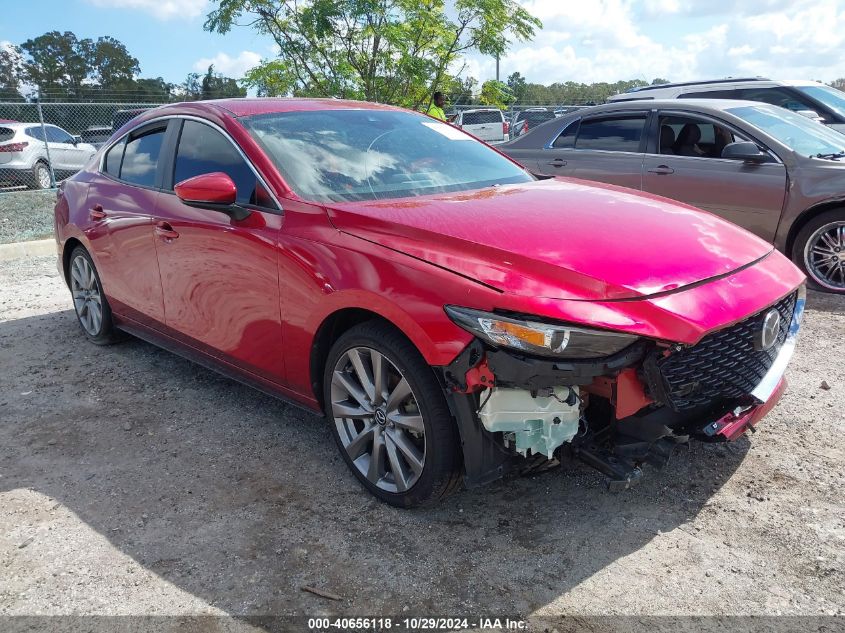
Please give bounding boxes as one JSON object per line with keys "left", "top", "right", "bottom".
{"left": 453, "top": 108, "right": 509, "bottom": 144}
{"left": 0, "top": 122, "right": 97, "bottom": 189}
{"left": 607, "top": 78, "right": 845, "bottom": 134}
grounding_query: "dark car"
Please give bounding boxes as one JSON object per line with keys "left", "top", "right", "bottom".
{"left": 55, "top": 98, "right": 804, "bottom": 507}
{"left": 79, "top": 126, "right": 113, "bottom": 148}
{"left": 500, "top": 99, "right": 845, "bottom": 293}
{"left": 510, "top": 108, "right": 556, "bottom": 137}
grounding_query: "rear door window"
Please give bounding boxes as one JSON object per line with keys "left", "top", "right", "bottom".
{"left": 461, "top": 111, "right": 502, "bottom": 125}
{"left": 25, "top": 127, "right": 46, "bottom": 142}
{"left": 120, "top": 127, "right": 166, "bottom": 188}
{"left": 173, "top": 119, "right": 276, "bottom": 209}
{"left": 575, "top": 116, "right": 647, "bottom": 152}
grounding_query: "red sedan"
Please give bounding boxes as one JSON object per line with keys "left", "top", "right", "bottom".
{"left": 55, "top": 98, "right": 806, "bottom": 507}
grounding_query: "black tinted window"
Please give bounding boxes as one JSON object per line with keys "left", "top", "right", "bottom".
{"left": 46, "top": 126, "right": 73, "bottom": 143}
{"left": 174, "top": 120, "right": 273, "bottom": 208}
{"left": 575, "top": 116, "right": 646, "bottom": 152}
{"left": 679, "top": 89, "right": 740, "bottom": 100}
{"left": 104, "top": 138, "right": 125, "bottom": 177}
{"left": 739, "top": 88, "right": 818, "bottom": 113}
{"left": 462, "top": 111, "right": 502, "bottom": 125}
{"left": 25, "top": 127, "right": 45, "bottom": 141}
{"left": 552, "top": 120, "right": 579, "bottom": 148}
{"left": 0, "top": 127, "right": 13, "bottom": 142}
{"left": 120, "top": 128, "right": 165, "bottom": 188}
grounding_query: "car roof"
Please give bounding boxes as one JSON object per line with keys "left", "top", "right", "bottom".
{"left": 198, "top": 97, "right": 403, "bottom": 118}
{"left": 502, "top": 99, "right": 774, "bottom": 148}
{"left": 461, "top": 108, "right": 502, "bottom": 113}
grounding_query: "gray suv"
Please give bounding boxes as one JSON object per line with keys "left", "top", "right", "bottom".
{"left": 608, "top": 78, "right": 845, "bottom": 134}
{"left": 500, "top": 99, "right": 845, "bottom": 293}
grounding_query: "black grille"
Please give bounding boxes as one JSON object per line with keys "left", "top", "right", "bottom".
{"left": 650, "top": 292, "right": 796, "bottom": 411}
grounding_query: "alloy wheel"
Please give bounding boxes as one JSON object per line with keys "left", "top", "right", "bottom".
{"left": 331, "top": 347, "right": 426, "bottom": 493}
{"left": 805, "top": 221, "right": 845, "bottom": 291}
{"left": 70, "top": 255, "right": 103, "bottom": 336}
{"left": 36, "top": 164, "right": 51, "bottom": 189}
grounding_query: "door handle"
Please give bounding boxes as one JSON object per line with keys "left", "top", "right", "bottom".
{"left": 154, "top": 221, "right": 179, "bottom": 241}
{"left": 547, "top": 159, "right": 567, "bottom": 167}
{"left": 89, "top": 204, "right": 107, "bottom": 221}
{"left": 647, "top": 165, "right": 675, "bottom": 175}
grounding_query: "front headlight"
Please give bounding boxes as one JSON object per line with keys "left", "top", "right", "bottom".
{"left": 445, "top": 306, "right": 639, "bottom": 359}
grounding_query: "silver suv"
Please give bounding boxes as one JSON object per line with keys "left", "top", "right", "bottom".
{"left": 608, "top": 78, "right": 845, "bottom": 134}
{"left": 0, "top": 122, "right": 97, "bottom": 189}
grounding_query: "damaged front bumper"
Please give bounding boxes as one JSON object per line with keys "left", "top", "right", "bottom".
{"left": 438, "top": 286, "right": 806, "bottom": 490}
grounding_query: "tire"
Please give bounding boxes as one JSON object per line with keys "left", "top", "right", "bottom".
{"left": 792, "top": 209, "right": 845, "bottom": 294}
{"left": 323, "top": 321, "right": 462, "bottom": 507}
{"left": 29, "top": 161, "right": 52, "bottom": 190}
{"left": 68, "top": 246, "right": 121, "bottom": 345}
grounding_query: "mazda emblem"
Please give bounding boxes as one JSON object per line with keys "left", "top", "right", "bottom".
{"left": 755, "top": 309, "right": 781, "bottom": 351}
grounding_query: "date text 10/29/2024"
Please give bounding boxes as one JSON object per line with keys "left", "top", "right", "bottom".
{"left": 307, "top": 617, "right": 528, "bottom": 631}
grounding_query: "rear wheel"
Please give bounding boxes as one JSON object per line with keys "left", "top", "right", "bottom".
{"left": 68, "top": 247, "right": 121, "bottom": 344}
{"left": 793, "top": 209, "right": 845, "bottom": 294}
{"left": 323, "top": 321, "right": 462, "bottom": 507}
{"left": 29, "top": 161, "right": 52, "bottom": 190}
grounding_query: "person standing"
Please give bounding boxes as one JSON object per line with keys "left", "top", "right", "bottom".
{"left": 427, "top": 91, "right": 447, "bottom": 121}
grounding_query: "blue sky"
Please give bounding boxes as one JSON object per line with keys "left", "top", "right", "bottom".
{"left": 2, "top": 0, "right": 844, "bottom": 88}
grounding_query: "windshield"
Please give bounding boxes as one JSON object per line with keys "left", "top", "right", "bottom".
{"left": 795, "top": 85, "right": 845, "bottom": 120}
{"left": 727, "top": 104, "right": 845, "bottom": 158}
{"left": 241, "top": 109, "right": 532, "bottom": 203}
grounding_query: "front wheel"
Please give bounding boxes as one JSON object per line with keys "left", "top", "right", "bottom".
{"left": 323, "top": 321, "right": 462, "bottom": 507}
{"left": 793, "top": 209, "right": 845, "bottom": 294}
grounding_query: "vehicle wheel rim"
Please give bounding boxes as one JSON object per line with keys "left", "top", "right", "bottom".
{"left": 805, "top": 221, "right": 845, "bottom": 290}
{"left": 331, "top": 347, "right": 426, "bottom": 493}
{"left": 37, "top": 165, "right": 51, "bottom": 189}
{"left": 70, "top": 255, "right": 103, "bottom": 336}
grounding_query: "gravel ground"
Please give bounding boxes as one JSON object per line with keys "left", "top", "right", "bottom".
{"left": 0, "top": 256, "right": 843, "bottom": 630}
{"left": 0, "top": 191, "right": 55, "bottom": 244}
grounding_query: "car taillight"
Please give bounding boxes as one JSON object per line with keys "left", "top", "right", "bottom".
{"left": 522, "top": 121, "right": 529, "bottom": 134}
{"left": 0, "top": 141, "right": 28, "bottom": 153}
{"left": 503, "top": 121, "right": 510, "bottom": 135}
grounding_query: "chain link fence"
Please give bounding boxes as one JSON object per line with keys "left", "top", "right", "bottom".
{"left": 0, "top": 101, "right": 161, "bottom": 192}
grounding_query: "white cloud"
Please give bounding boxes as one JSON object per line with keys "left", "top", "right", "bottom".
{"left": 467, "top": 0, "right": 845, "bottom": 87}
{"left": 193, "top": 51, "right": 262, "bottom": 78}
{"left": 85, "top": 0, "right": 208, "bottom": 20}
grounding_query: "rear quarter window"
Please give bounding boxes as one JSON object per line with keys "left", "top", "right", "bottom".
{"left": 0, "top": 127, "right": 14, "bottom": 142}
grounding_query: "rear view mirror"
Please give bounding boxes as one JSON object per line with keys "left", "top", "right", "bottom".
{"left": 174, "top": 172, "right": 250, "bottom": 220}
{"left": 721, "top": 141, "right": 767, "bottom": 163}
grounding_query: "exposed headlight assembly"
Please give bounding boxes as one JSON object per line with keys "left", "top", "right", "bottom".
{"left": 445, "top": 306, "right": 639, "bottom": 359}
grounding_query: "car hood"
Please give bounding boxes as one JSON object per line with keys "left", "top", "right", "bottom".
{"left": 326, "top": 178, "right": 774, "bottom": 301}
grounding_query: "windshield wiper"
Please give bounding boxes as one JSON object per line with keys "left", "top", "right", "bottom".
{"left": 815, "top": 151, "right": 845, "bottom": 160}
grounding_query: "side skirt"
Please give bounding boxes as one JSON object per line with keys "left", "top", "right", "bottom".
{"left": 114, "top": 314, "right": 321, "bottom": 416}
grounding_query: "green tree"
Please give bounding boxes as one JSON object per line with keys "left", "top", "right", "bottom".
{"left": 0, "top": 44, "right": 25, "bottom": 101}
{"left": 204, "top": 0, "right": 541, "bottom": 108}
{"left": 650, "top": 77, "right": 670, "bottom": 85}
{"left": 21, "top": 31, "right": 90, "bottom": 99}
{"left": 506, "top": 71, "right": 527, "bottom": 102}
{"left": 89, "top": 36, "right": 140, "bottom": 89}
{"left": 180, "top": 66, "right": 246, "bottom": 100}
{"left": 479, "top": 79, "right": 513, "bottom": 109}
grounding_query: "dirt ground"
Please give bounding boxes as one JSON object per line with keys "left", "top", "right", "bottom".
{"left": 0, "top": 256, "right": 843, "bottom": 630}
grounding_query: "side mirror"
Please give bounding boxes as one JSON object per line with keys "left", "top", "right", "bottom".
{"left": 72, "top": 135, "right": 81, "bottom": 145}
{"left": 721, "top": 141, "right": 767, "bottom": 163}
{"left": 174, "top": 172, "right": 250, "bottom": 220}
